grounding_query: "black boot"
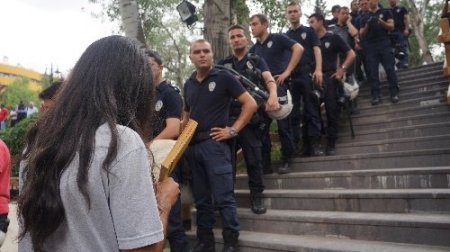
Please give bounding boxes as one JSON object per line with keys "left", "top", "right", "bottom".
{"left": 250, "top": 192, "right": 267, "bottom": 214}
{"left": 326, "top": 139, "right": 336, "bottom": 156}
{"left": 222, "top": 230, "right": 239, "bottom": 252}
{"left": 277, "top": 158, "right": 291, "bottom": 174}
{"left": 310, "top": 137, "right": 324, "bottom": 156}
{"left": 193, "top": 228, "right": 215, "bottom": 252}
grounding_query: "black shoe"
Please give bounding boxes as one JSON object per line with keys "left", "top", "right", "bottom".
{"left": 193, "top": 242, "right": 215, "bottom": 252}
{"left": 371, "top": 97, "right": 382, "bottom": 106}
{"left": 326, "top": 145, "right": 336, "bottom": 155}
{"left": 391, "top": 95, "right": 399, "bottom": 104}
{"left": 222, "top": 231, "right": 239, "bottom": 252}
{"left": 250, "top": 193, "right": 267, "bottom": 214}
{"left": 278, "top": 161, "right": 291, "bottom": 174}
{"left": 222, "top": 245, "right": 238, "bottom": 252}
{"left": 310, "top": 137, "right": 324, "bottom": 156}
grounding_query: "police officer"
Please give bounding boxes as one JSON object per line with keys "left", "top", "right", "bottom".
{"left": 359, "top": 0, "right": 400, "bottom": 105}
{"left": 389, "top": 0, "right": 410, "bottom": 69}
{"left": 309, "top": 13, "right": 356, "bottom": 155}
{"left": 285, "top": 2, "right": 324, "bottom": 158}
{"left": 144, "top": 50, "right": 191, "bottom": 252}
{"left": 249, "top": 13, "right": 304, "bottom": 174}
{"left": 183, "top": 39, "right": 257, "bottom": 252}
{"left": 218, "top": 24, "right": 280, "bottom": 214}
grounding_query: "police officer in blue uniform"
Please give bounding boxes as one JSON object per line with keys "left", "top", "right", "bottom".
{"left": 285, "top": 2, "right": 324, "bottom": 158}
{"left": 309, "top": 13, "right": 356, "bottom": 155}
{"left": 183, "top": 39, "right": 257, "bottom": 252}
{"left": 218, "top": 24, "right": 280, "bottom": 214}
{"left": 145, "top": 50, "right": 191, "bottom": 252}
{"left": 359, "top": 0, "right": 400, "bottom": 105}
{"left": 389, "top": 0, "right": 410, "bottom": 69}
{"left": 249, "top": 13, "right": 303, "bottom": 174}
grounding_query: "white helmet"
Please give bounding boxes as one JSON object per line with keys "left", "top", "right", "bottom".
{"left": 343, "top": 81, "right": 359, "bottom": 101}
{"left": 266, "top": 90, "right": 293, "bottom": 120}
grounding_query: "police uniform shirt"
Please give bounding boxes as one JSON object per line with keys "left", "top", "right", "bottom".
{"left": 152, "top": 80, "right": 183, "bottom": 137}
{"left": 320, "top": 31, "right": 351, "bottom": 73}
{"left": 359, "top": 8, "right": 393, "bottom": 43}
{"left": 218, "top": 53, "right": 270, "bottom": 76}
{"left": 328, "top": 23, "right": 352, "bottom": 47}
{"left": 285, "top": 25, "right": 320, "bottom": 68}
{"left": 391, "top": 6, "right": 408, "bottom": 31}
{"left": 249, "top": 33, "right": 297, "bottom": 75}
{"left": 183, "top": 68, "right": 246, "bottom": 132}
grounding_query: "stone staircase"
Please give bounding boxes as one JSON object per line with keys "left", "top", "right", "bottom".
{"left": 188, "top": 62, "right": 450, "bottom": 251}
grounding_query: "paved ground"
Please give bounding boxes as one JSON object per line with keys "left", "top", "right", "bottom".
{"left": 1, "top": 203, "right": 18, "bottom": 252}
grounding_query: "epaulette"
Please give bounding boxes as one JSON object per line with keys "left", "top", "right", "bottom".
{"left": 168, "top": 82, "right": 181, "bottom": 93}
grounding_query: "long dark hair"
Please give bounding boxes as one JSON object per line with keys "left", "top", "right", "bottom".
{"left": 18, "top": 35, "right": 154, "bottom": 251}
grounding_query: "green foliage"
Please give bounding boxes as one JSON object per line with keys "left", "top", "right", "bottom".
{"left": 0, "top": 114, "right": 38, "bottom": 176}
{"left": 251, "top": 0, "right": 290, "bottom": 31}
{"left": 313, "top": 0, "right": 327, "bottom": 16}
{"left": 231, "top": 0, "right": 250, "bottom": 25}
{"left": 0, "top": 78, "right": 40, "bottom": 109}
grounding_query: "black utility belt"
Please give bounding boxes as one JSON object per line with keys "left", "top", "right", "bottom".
{"left": 190, "top": 130, "right": 211, "bottom": 145}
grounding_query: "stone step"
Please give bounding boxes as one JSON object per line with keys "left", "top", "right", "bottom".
{"left": 187, "top": 229, "right": 450, "bottom": 252}
{"left": 234, "top": 189, "right": 450, "bottom": 213}
{"left": 395, "top": 62, "right": 442, "bottom": 76}
{"left": 348, "top": 102, "right": 449, "bottom": 124}
{"left": 338, "top": 121, "right": 450, "bottom": 143}
{"left": 290, "top": 148, "right": 450, "bottom": 171}
{"left": 356, "top": 81, "right": 447, "bottom": 104}
{"left": 354, "top": 96, "right": 446, "bottom": 115}
{"left": 358, "top": 74, "right": 447, "bottom": 97}
{"left": 235, "top": 167, "right": 450, "bottom": 190}
{"left": 223, "top": 209, "right": 450, "bottom": 247}
{"left": 339, "top": 111, "right": 450, "bottom": 134}
{"left": 334, "top": 134, "right": 450, "bottom": 155}
{"left": 395, "top": 69, "right": 443, "bottom": 82}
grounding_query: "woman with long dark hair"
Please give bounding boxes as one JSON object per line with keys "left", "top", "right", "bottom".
{"left": 18, "top": 35, "right": 179, "bottom": 252}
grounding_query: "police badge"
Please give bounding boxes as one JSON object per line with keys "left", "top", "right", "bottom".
{"left": 246, "top": 61, "right": 254, "bottom": 70}
{"left": 325, "top": 41, "right": 330, "bottom": 49}
{"left": 208, "top": 81, "right": 216, "bottom": 92}
{"left": 379, "top": 14, "right": 384, "bottom": 19}
{"left": 267, "top": 41, "right": 273, "bottom": 48}
{"left": 301, "top": 32, "right": 307, "bottom": 40}
{"left": 155, "top": 100, "right": 163, "bottom": 111}
{"left": 224, "top": 63, "right": 233, "bottom": 69}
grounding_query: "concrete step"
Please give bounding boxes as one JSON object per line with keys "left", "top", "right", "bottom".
{"left": 236, "top": 167, "right": 450, "bottom": 190}
{"left": 224, "top": 209, "right": 450, "bottom": 247}
{"left": 187, "top": 229, "right": 450, "bottom": 252}
{"left": 348, "top": 102, "right": 449, "bottom": 124}
{"left": 354, "top": 96, "right": 446, "bottom": 115}
{"left": 395, "top": 62, "right": 442, "bottom": 76}
{"left": 395, "top": 69, "right": 443, "bottom": 82}
{"left": 234, "top": 189, "right": 450, "bottom": 213}
{"left": 339, "top": 111, "right": 450, "bottom": 134}
{"left": 290, "top": 148, "right": 450, "bottom": 171}
{"left": 356, "top": 80, "right": 447, "bottom": 104}
{"left": 338, "top": 121, "right": 450, "bottom": 143}
{"left": 334, "top": 134, "right": 450, "bottom": 155}
{"left": 358, "top": 74, "right": 447, "bottom": 97}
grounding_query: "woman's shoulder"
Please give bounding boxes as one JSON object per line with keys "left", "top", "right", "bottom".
{"left": 96, "top": 124, "right": 146, "bottom": 153}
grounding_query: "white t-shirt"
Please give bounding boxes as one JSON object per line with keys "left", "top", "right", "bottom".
{"left": 19, "top": 124, "right": 163, "bottom": 251}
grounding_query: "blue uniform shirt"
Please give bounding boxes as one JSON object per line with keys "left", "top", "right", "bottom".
{"left": 285, "top": 25, "right": 320, "bottom": 68}
{"left": 183, "top": 68, "right": 246, "bottom": 132}
{"left": 320, "top": 31, "right": 351, "bottom": 73}
{"left": 218, "top": 53, "right": 270, "bottom": 75}
{"left": 249, "top": 33, "right": 297, "bottom": 75}
{"left": 152, "top": 80, "right": 183, "bottom": 137}
{"left": 359, "top": 8, "right": 393, "bottom": 43}
{"left": 391, "top": 5, "right": 408, "bottom": 31}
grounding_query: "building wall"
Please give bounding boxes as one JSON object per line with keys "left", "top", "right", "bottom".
{"left": 0, "top": 63, "right": 42, "bottom": 92}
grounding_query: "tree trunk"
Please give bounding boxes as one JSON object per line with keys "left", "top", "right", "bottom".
{"left": 407, "top": 0, "right": 434, "bottom": 63}
{"left": 204, "top": 0, "right": 231, "bottom": 62}
{"left": 119, "top": 0, "right": 147, "bottom": 48}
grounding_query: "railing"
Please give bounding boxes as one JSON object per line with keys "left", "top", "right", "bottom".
{"left": 438, "top": 4, "right": 450, "bottom": 104}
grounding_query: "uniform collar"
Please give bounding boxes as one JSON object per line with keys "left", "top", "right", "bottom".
{"left": 189, "top": 67, "right": 220, "bottom": 83}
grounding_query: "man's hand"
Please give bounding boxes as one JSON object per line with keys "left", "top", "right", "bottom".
{"left": 312, "top": 70, "right": 323, "bottom": 87}
{"left": 331, "top": 67, "right": 345, "bottom": 80}
{"left": 265, "top": 93, "right": 279, "bottom": 112}
{"left": 210, "top": 127, "right": 234, "bottom": 141}
{"left": 274, "top": 71, "right": 290, "bottom": 85}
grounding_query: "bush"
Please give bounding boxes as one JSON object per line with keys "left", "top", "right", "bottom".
{"left": 0, "top": 114, "right": 38, "bottom": 176}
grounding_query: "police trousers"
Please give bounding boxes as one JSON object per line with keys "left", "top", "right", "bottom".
{"left": 185, "top": 139, "right": 240, "bottom": 234}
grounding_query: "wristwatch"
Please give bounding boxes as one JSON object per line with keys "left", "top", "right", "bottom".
{"left": 341, "top": 65, "right": 347, "bottom": 72}
{"left": 228, "top": 126, "right": 238, "bottom": 137}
